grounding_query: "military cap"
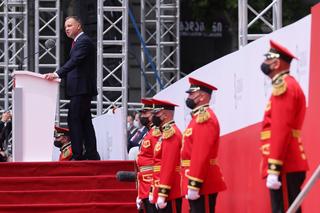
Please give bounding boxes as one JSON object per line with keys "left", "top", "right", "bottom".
{"left": 264, "top": 40, "right": 298, "bottom": 63}
{"left": 54, "top": 126, "right": 70, "bottom": 138}
{"left": 138, "top": 98, "right": 154, "bottom": 112}
{"left": 186, "top": 77, "right": 217, "bottom": 95}
{"left": 151, "top": 98, "right": 178, "bottom": 113}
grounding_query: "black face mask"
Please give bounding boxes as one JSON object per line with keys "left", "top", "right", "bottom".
{"left": 54, "top": 140, "right": 63, "bottom": 148}
{"left": 185, "top": 98, "right": 196, "bottom": 109}
{"left": 140, "top": 116, "right": 149, "bottom": 127}
{"left": 260, "top": 62, "right": 272, "bottom": 75}
{"left": 152, "top": 115, "right": 162, "bottom": 127}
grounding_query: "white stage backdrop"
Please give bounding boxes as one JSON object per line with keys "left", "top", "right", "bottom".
{"left": 154, "top": 15, "right": 311, "bottom": 135}
{"left": 92, "top": 108, "right": 127, "bottom": 160}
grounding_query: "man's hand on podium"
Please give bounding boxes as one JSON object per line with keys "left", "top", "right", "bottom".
{"left": 44, "top": 72, "right": 59, "bottom": 81}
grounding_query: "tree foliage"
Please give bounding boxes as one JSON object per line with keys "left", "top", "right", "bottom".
{"left": 188, "top": 0, "right": 314, "bottom": 28}
{"left": 181, "top": 0, "right": 316, "bottom": 55}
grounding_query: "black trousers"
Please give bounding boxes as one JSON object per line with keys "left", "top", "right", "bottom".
{"left": 158, "top": 198, "right": 182, "bottom": 213}
{"left": 68, "top": 95, "right": 100, "bottom": 160}
{"left": 188, "top": 193, "right": 218, "bottom": 213}
{"left": 269, "top": 172, "right": 306, "bottom": 213}
{"left": 138, "top": 198, "right": 158, "bottom": 213}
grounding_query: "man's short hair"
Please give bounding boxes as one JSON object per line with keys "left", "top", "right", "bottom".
{"left": 65, "top": 16, "right": 83, "bottom": 26}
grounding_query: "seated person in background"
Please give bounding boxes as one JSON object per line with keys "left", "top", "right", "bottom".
{"left": 0, "top": 111, "right": 12, "bottom": 152}
{"left": 54, "top": 126, "right": 73, "bottom": 161}
{"left": 0, "top": 150, "right": 7, "bottom": 162}
{"left": 127, "top": 113, "right": 148, "bottom": 153}
{"left": 127, "top": 113, "right": 138, "bottom": 143}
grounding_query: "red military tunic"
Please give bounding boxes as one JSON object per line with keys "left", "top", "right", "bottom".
{"left": 136, "top": 126, "right": 161, "bottom": 200}
{"left": 181, "top": 104, "right": 226, "bottom": 195}
{"left": 260, "top": 72, "right": 309, "bottom": 178}
{"left": 153, "top": 121, "right": 182, "bottom": 202}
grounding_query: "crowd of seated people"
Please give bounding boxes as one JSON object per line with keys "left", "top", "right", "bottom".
{"left": 127, "top": 112, "right": 148, "bottom": 160}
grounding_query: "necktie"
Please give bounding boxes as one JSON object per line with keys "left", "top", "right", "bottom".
{"left": 131, "top": 130, "right": 141, "bottom": 142}
{"left": 71, "top": 40, "right": 75, "bottom": 48}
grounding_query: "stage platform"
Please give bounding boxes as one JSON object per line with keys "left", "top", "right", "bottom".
{"left": 0, "top": 161, "right": 136, "bottom": 213}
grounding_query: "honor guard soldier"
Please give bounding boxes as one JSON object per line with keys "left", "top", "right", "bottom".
{"left": 136, "top": 98, "right": 161, "bottom": 212}
{"left": 54, "top": 126, "right": 73, "bottom": 161}
{"left": 151, "top": 98, "right": 182, "bottom": 213}
{"left": 181, "top": 77, "right": 227, "bottom": 213}
{"left": 260, "top": 40, "right": 309, "bottom": 213}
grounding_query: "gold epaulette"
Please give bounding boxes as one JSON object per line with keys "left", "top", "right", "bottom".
{"left": 272, "top": 74, "right": 287, "bottom": 96}
{"left": 62, "top": 148, "right": 72, "bottom": 159}
{"left": 162, "top": 125, "right": 175, "bottom": 139}
{"left": 196, "top": 107, "right": 210, "bottom": 123}
{"left": 152, "top": 127, "right": 161, "bottom": 137}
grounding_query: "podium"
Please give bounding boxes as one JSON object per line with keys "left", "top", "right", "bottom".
{"left": 12, "top": 71, "right": 60, "bottom": 161}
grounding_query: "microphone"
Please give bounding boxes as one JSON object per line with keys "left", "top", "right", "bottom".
{"left": 116, "top": 171, "right": 137, "bottom": 182}
{"left": 18, "top": 39, "right": 56, "bottom": 70}
{"left": 45, "top": 39, "right": 56, "bottom": 49}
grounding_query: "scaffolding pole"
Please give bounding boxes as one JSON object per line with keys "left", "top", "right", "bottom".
{"left": 34, "top": 0, "right": 60, "bottom": 124}
{"left": 238, "top": 0, "right": 282, "bottom": 48}
{"left": 34, "top": 0, "right": 60, "bottom": 74}
{"left": 141, "top": 0, "right": 157, "bottom": 97}
{"left": 156, "top": 0, "right": 180, "bottom": 89}
{"left": 0, "top": 0, "right": 28, "bottom": 111}
{"left": 97, "top": 0, "right": 128, "bottom": 115}
{"left": 140, "top": 0, "right": 180, "bottom": 97}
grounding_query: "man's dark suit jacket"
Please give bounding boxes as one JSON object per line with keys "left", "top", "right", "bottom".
{"left": 127, "top": 126, "right": 148, "bottom": 152}
{"left": 57, "top": 33, "right": 97, "bottom": 97}
{"left": 0, "top": 121, "right": 11, "bottom": 151}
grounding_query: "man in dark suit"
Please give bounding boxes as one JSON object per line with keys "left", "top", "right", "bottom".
{"left": 0, "top": 111, "right": 12, "bottom": 161}
{"left": 127, "top": 114, "right": 138, "bottom": 144}
{"left": 44, "top": 16, "right": 100, "bottom": 160}
{"left": 127, "top": 113, "right": 148, "bottom": 152}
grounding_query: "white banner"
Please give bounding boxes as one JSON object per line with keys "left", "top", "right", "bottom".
{"left": 92, "top": 108, "right": 127, "bottom": 160}
{"left": 155, "top": 15, "right": 311, "bottom": 135}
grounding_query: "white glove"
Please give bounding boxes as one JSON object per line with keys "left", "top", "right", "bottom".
{"left": 136, "top": 197, "right": 142, "bottom": 210}
{"left": 187, "top": 188, "right": 200, "bottom": 200}
{"left": 156, "top": 196, "right": 167, "bottom": 209}
{"left": 148, "top": 193, "right": 153, "bottom": 203}
{"left": 266, "top": 174, "right": 281, "bottom": 190}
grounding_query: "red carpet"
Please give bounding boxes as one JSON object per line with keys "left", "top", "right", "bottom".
{"left": 0, "top": 161, "right": 137, "bottom": 213}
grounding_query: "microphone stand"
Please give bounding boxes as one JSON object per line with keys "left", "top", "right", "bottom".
{"left": 17, "top": 43, "right": 55, "bottom": 71}
{"left": 18, "top": 51, "right": 39, "bottom": 71}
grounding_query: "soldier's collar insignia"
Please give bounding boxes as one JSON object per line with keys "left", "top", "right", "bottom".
{"left": 161, "top": 120, "right": 174, "bottom": 130}
{"left": 60, "top": 142, "right": 71, "bottom": 151}
{"left": 272, "top": 70, "right": 289, "bottom": 85}
{"left": 191, "top": 104, "right": 209, "bottom": 116}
